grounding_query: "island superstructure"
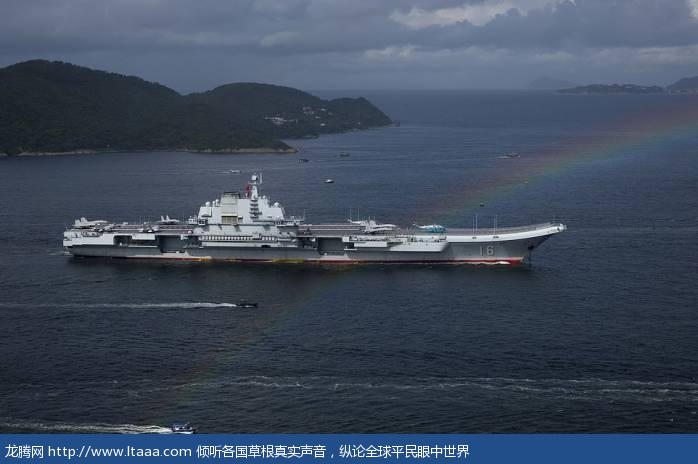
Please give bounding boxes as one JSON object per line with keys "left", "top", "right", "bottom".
{"left": 63, "top": 174, "right": 566, "bottom": 264}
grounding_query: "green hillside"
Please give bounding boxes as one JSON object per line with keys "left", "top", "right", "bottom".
{"left": 0, "top": 60, "right": 392, "bottom": 155}
{"left": 189, "top": 83, "right": 392, "bottom": 139}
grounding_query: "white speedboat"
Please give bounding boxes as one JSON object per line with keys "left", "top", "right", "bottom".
{"left": 171, "top": 422, "right": 198, "bottom": 434}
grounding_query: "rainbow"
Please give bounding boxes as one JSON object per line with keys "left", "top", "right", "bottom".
{"left": 419, "top": 97, "right": 698, "bottom": 223}
{"left": 147, "top": 96, "right": 698, "bottom": 425}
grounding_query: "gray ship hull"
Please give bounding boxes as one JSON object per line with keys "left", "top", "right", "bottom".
{"left": 65, "top": 232, "right": 554, "bottom": 265}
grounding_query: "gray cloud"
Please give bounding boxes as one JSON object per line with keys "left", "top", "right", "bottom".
{"left": 1, "top": 0, "right": 697, "bottom": 90}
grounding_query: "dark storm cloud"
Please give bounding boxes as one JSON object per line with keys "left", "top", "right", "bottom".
{"left": 465, "top": 0, "right": 698, "bottom": 49}
{"left": 5, "top": 0, "right": 694, "bottom": 54}
{"left": 1, "top": 0, "right": 697, "bottom": 90}
{"left": 376, "top": 0, "right": 698, "bottom": 52}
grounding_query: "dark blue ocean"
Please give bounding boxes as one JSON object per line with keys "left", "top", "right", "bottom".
{"left": 1, "top": 91, "right": 696, "bottom": 433}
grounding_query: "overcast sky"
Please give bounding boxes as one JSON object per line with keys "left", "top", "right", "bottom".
{"left": 2, "top": 0, "right": 698, "bottom": 93}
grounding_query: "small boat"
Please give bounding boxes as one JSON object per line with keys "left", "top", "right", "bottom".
{"left": 235, "top": 301, "right": 258, "bottom": 308}
{"left": 171, "top": 422, "right": 198, "bottom": 434}
{"left": 324, "top": 179, "right": 335, "bottom": 184}
{"left": 298, "top": 158, "right": 310, "bottom": 163}
{"left": 339, "top": 151, "right": 350, "bottom": 157}
{"left": 229, "top": 169, "right": 241, "bottom": 173}
{"left": 500, "top": 152, "right": 520, "bottom": 159}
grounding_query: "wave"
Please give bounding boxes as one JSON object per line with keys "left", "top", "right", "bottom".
{"left": 98, "top": 375, "right": 698, "bottom": 404}
{"left": 0, "top": 418, "right": 172, "bottom": 434}
{"left": 255, "top": 376, "right": 696, "bottom": 403}
{"left": 15, "top": 375, "right": 698, "bottom": 396}
{"left": 6, "top": 377, "right": 697, "bottom": 413}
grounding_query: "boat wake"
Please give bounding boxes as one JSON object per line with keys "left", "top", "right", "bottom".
{"left": 48, "top": 249, "right": 71, "bottom": 256}
{"left": 0, "top": 302, "right": 241, "bottom": 310}
{"left": 0, "top": 418, "right": 172, "bottom": 434}
{"left": 92, "top": 302, "right": 239, "bottom": 309}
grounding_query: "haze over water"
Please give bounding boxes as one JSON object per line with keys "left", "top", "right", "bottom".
{"left": 1, "top": 91, "right": 697, "bottom": 433}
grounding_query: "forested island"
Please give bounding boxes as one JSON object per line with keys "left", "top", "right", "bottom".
{"left": 556, "top": 76, "right": 698, "bottom": 95}
{"left": 0, "top": 60, "right": 392, "bottom": 156}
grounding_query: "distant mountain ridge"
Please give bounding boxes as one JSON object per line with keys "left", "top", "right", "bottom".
{"left": 0, "top": 60, "right": 392, "bottom": 155}
{"left": 556, "top": 75, "right": 698, "bottom": 95}
{"left": 558, "top": 83, "right": 664, "bottom": 95}
{"left": 666, "top": 76, "right": 698, "bottom": 94}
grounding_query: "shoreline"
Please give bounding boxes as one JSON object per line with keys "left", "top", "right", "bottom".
{"left": 7, "top": 147, "right": 298, "bottom": 157}
{"left": 2, "top": 123, "right": 397, "bottom": 158}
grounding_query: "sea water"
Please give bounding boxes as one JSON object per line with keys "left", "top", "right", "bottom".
{"left": 1, "top": 91, "right": 696, "bottom": 433}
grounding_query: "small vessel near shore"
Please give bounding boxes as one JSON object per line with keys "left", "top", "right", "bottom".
{"left": 324, "top": 178, "right": 335, "bottom": 184}
{"left": 234, "top": 301, "right": 258, "bottom": 308}
{"left": 171, "top": 422, "right": 197, "bottom": 434}
{"left": 63, "top": 173, "right": 566, "bottom": 265}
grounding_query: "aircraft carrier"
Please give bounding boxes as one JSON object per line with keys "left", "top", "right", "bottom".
{"left": 63, "top": 174, "right": 566, "bottom": 264}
